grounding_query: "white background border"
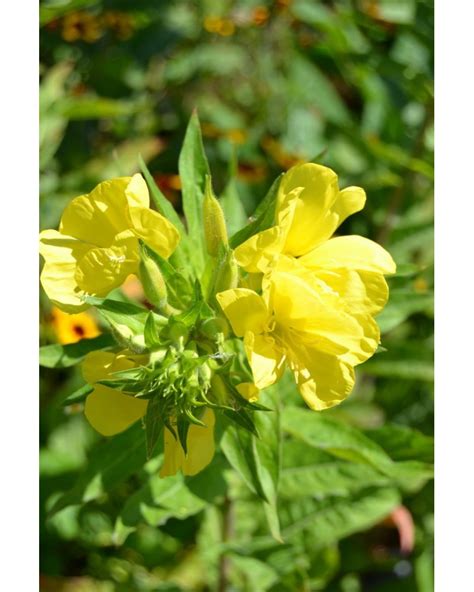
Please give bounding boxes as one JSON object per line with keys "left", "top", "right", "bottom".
{"left": 0, "top": 1, "right": 39, "bottom": 589}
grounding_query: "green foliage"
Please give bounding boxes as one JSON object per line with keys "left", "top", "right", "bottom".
{"left": 40, "top": 334, "right": 115, "bottom": 368}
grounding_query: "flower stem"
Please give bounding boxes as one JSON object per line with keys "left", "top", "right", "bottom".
{"left": 217, "top": 494, "right": 234, "bottom": 592}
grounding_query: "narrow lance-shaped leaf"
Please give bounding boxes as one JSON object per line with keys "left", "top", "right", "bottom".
{"left": 178, "top": 110, "right": 211, "bottom": 273}
{"left": 40, "top": 334, "right": 115, "bottom": 368}
{"left": 252, "top": 390, "right": 282, "bottom": 541}
{"left": 229, "top": 174, "right": 282, "bottom": 248}
{"left": 138, "top": 155, "right": 190, "bottom": 274}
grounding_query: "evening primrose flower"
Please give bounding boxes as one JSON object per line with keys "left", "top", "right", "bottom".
{"left": 222, "top": 163, "right": 396, "bottom": 409}
{"left": 82, "top": 350, "right": 215, "bottom": 477}
{"left": 217, "top": 255, "right": 383, "bottom": 410}
{"left": 235, "top": 162, "right": 395, "bottom": 279}
{"left": 39, "top": 174, "right": 179, "bottom": 313}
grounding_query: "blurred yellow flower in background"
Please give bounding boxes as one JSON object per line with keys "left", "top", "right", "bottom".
{"left": 204, "top": 16, "right": 236, "bottom": 36}
{"left": 50, "top": 307, "right": 100, "bottom": 344}
{"left": 39, "top": 174, "right": 180, "bottom": 313}
{"left": 61, "top": 11, "right": 103, "bottom": 43}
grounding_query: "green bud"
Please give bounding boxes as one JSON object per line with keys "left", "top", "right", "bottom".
{"left": 203, "top": 175, "right": 228, "bottom": 257}
{"left": 168, "top": 321, "right": 189, "bottom": 346}
{"left": 138, "top": 242, "right": 177, "bottom": 316}
{"left": 109, "top": 324, "right": 147, "bottom": 353}
{"left": 199, "top": 317, "right": 229, "bottom": 340}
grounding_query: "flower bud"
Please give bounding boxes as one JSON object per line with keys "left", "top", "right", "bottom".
{"left": 138, "top": 242, "right": 175, "bottom": 316}
{"left": 203, "top": 175, "right": 228, "bottom": 257}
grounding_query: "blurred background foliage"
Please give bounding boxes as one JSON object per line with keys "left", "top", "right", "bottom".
{"left": 40, "top": 0, "right": 434, "bottom": 590}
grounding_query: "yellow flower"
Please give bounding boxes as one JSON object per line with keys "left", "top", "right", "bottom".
{"left": 39, "top": 174, "right": 180, "bottom": 313}
{"left": 50, "top": 306, "right": 100, "bottom": 344}
{"left": 81, "top": 351, "right": 215, "bottom": 476}
{"left": 160, "top": 409, "right": 215, "bottom": 477}
{"left": 235, "top": 163, "right": 395, "bottom": 274}
{"left": 236, "top": 382, "right": 260, "bottom": 403}
{"left": 218, "top": 163, "right": 396, "bottom": 409}
{"left": 217, "top": 254, "right": 380, "bottom": 409}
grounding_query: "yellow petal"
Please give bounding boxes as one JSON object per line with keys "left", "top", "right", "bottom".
{"left": 339, "top": 312, "right": 380, "bottom": 367}
{"left": 182, "top": 409, "right": 216, "bottom": 476}
{"left": 216, "top": 288, "right": 269, "bottom": 337}
{"left": 160, "top": 428, "right": 185, "bottom": 478}
{"left": 277, "top": 163, "right": 339, "bottom": 256}
{"left": 333, "top": 186, "right": 366, "bottom": 226}
{"left": 244, "top": 331, "right": 286, "bottom": 389}
{"left": 82, "top": 351, "right": 119, "bottom": 383}
{"left": 286, "top": 343, "right": 355, "bottom": 410}
{"left": 74, "top": 243, "right": 138, "bottom": 296}
{"left": 125, "top": 174, "right": 150, "bottom": 208}
{"left": 82, "top": 350, "right": 149, "bottom": 386}
{"left": 316, "top": 269, "right": 389, "bottom": 316}
{"left": 59, "top": 177, "right": 133, "bottom": 247}
{"left": 269, "top": 262, "right": 371, "bottom": 358}
{"left": 236, "top": 382, "right": 259, "bottom": 403}
{"left": 39, "top": 229, "right": 91, "bottom": 312}
{"left": 234, "top": 226, "right": 284, "bottom": 273}
{"left": 160, "top": 409, "right": 216, "bottom": 477}
{"left": 84, "top": 385, "right": 147, "bottom": 436}
{"left": 301, "top": 236, "right": 396, "bottom": 275}
{"left": 129, "top": 207, "right": 180, "bottom": 258}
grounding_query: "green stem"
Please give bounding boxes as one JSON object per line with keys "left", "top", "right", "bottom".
{"left": 217, "top": 495, "right": 234, "bottom": 592}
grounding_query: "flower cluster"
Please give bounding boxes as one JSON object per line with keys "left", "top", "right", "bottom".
{"left": 218, "top": 163, "right": 395, "bottom": 410}
{"left": 39, "top": 160, "right": 394, "bottom": 477}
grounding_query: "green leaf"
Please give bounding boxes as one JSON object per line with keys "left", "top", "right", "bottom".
{"left": 48, "top": 423, "right": 148, "bottom": 518}
{"left": 58, "top": 96, "right": 137, "bottom": 120}
{"left": 144, "top": 312, "right": 162, "bottom": 349}
{"left": 40, "top": 334, "right": 115, "bottom": 368}
{"left": 144, "top": 395, "right": 165, "bottom": 459}
{"left": 378, "top": 0, "right": 416, "bottom": 24}
{"left": 279, "top": 487, "right": 400, "bottom": 545}
{"left": 86, "top": 297, "right": 167, "bottom": 349}
{"left": 365, "top": 424, "right": 434, "bottom": 464}
{"left": 252, "top": 391, "right": 282, "bottom": 541}
{"left": 223, "top": 408, "right": 259, "bottom": 437}
{"left": 229, "top": 175, "right": 282, "bottom": 249}
{"left": 61, "top": 384, "right": 93, "bottom": 407}
{"left": 288, "top": 54, "right": 351, "bottom": 126}
{"left": 138, "top": 155, "right": 187, "bottom": 238}
{"left": 220, "top": 425, "right": 268, "bottom": 502}
{"left": 230, "top": 555, "right": 279, "bottom": 591}
{"left": 178, "top": 111, "right": 211, "bottom": 273}
{"left": 377, "top": 289, "right": 434, "bottom": 333}
{"left": 282, "top": 407, "right": 393, "bottom": 472}
{"left": 279, "top": 462, "right": 391, "bottom": 500}
{"left": 282, "top": 408, "right": 433, "bottom": 492}
{"left": 221, "top": 179, "right": 247, "bottom": 236}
